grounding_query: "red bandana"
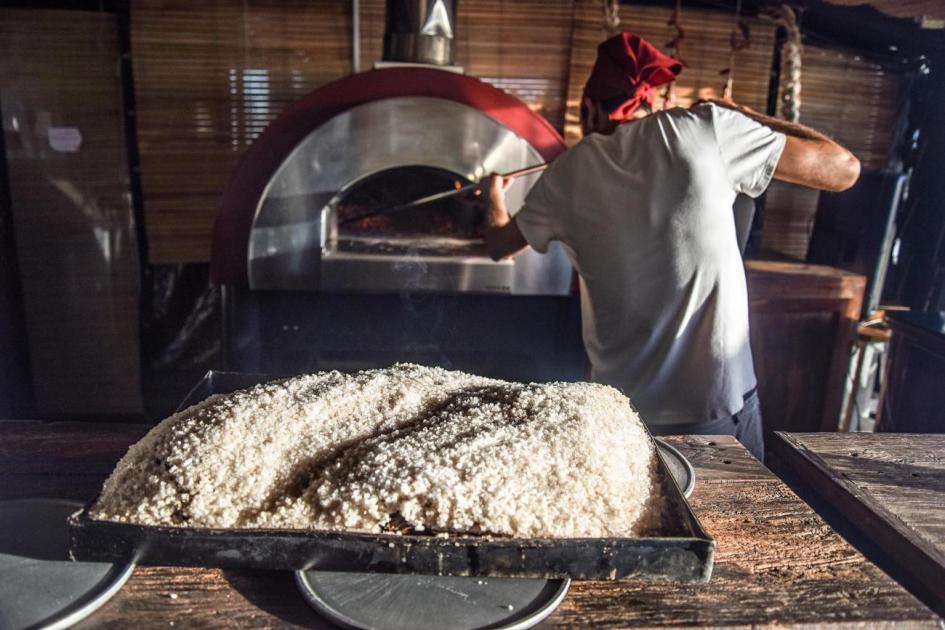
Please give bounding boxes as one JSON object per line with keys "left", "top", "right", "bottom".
{"left": 583, "top": 32, "right": 683, "bottom": 122}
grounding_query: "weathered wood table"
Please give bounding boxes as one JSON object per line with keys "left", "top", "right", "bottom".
{"left": 770, "top": 432, "right": 945, "bottom": 618}
{"left": 1, "top": 421, "right": 939, "bottom": 628}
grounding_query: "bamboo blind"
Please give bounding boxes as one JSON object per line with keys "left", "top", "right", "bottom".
{"left": 132, "top": 0, "right": 353, "bottom": 263}
{"left": 0, "top": 9, "right": 142, "bottom": 415}
{"left": 454, "top": 0, "right": 575, "bottom": 132}
{"left": 359, "top": 0, "right": 575, "bottom": 132}
{"left": 132, "top": 0, "right": 900, "bottom": 265}
{"left": 564, "top": 0, "right": 777, "bottom": 144}
{"left": 762, "top": 45, "right": 901, "bottom": 259}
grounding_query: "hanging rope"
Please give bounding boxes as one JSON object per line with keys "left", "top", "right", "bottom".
{"left": 721, "top": 0, "right": 750, "bottom": 101}
{"left": 663, "top": 0, "right": 686, "bottom": 107}
{"left": 602, "top": 0, "right": 620, "bottom": 33}
{"left": 777, "top": 4, "right": 803, "bottom": 122}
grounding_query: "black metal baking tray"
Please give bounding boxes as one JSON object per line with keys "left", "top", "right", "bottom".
{"left": 69, "top": 370, "right": 714, "bottom": 581}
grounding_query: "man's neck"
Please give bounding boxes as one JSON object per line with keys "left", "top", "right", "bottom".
{"left": 595, "top": 112, "right": 651, "bottom": 136}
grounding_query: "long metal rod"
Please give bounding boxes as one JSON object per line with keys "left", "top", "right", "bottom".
{"left": 338, "top": 162, "right": 549, "bottom": 226}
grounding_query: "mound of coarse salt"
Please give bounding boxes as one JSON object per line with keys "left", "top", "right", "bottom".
{"left": 90, "top": 364, "right": 655, "bottom": 538}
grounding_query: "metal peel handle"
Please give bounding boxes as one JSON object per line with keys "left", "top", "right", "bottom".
{"left": 338, "top": 162, "right": 549, "bottom": 226}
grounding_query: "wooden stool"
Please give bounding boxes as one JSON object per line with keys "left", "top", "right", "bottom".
{"left": 840, "top": 320, "right": 891, "bottom": 432}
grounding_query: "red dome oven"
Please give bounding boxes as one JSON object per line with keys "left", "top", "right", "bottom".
{"left": 208, "top": 1, "right": 584, "bottom": 382}
{"left": 211, "top": 66, "right": 573, "bottom": 295}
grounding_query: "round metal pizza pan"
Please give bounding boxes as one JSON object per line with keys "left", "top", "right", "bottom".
{"left": 295, "top": 570, "right": 569, "bottom": 630}
{"left": 0, "top": 498, "right": 134, "bottom": 630}
{"left": 655, "top": 439, "right": 696, "bottom": 498}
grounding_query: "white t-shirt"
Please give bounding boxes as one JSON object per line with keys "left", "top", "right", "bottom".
{"left": 515, "top": 103, "right": 785, "bottom": 425}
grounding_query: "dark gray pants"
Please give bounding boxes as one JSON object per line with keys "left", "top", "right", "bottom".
{"left": 649, "top": 391, "right": 765, "bottom": 461}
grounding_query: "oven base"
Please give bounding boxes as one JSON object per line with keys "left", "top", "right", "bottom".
{"left": 321, "top": 254, "right": 515, "bottom": 294}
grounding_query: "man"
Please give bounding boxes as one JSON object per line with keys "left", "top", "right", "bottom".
{"left": 482, "top": 32, "right": 860, "bottom": 459}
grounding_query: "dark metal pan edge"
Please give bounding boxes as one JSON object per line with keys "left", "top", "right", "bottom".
{"left": 70, "top": 506, "right": 712, "bottom": 581}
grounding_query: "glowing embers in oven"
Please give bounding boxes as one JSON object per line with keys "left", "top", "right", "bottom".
{"left": 329, "top": 166, "right": 487, "bottom": 258}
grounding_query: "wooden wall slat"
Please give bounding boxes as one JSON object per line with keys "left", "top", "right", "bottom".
{"left": 0, "top": 8, "right": 142, "bottom": 415}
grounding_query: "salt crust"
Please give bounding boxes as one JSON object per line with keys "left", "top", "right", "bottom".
{"left": 91, "top": 364, "right": 655, "bottom": 538}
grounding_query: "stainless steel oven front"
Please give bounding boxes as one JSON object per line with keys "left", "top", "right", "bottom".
{"left": 246, "top": 96, "right": 572, "bottom": 295}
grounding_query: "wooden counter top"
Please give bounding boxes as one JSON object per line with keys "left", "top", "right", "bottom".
{"left": 0, "top": 421, "right": 938, "bottom": 628}
{"left": 770, "top": 432, "right": 945, "bottom": 618}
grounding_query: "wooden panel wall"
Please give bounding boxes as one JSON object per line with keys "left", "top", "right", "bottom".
{"left": 880, "top": 316, "right": 945, "bottom": 433}
{"left": 0, "top": 9, "right": 142, "bottom": 415}
{"left": 763, "top": 46, "right": 902, "bottom": 259}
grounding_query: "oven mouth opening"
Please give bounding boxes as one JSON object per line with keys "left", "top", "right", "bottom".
{"left": 327, "top": 165, "right": 488, "bottom": 258}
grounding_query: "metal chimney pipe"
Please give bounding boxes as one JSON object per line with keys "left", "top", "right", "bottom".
{"left": 383, "top": 0, "right": 458, "bottom": 66}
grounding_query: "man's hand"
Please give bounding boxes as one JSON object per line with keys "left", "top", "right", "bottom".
{"left": 481, "top": 173, "right": 528, "bottom": 261}
{"left": 695, "top": 97, "right": 861, "bottom": 192}
{"left": 486, "top": 174, "right": 513, "bottom": 227}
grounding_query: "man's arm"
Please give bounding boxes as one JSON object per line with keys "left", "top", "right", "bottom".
{"left": 482, "top": 174, "right": 529, "bottom": 261}
{"left": 703, "top": 99, "right": 861, "bottom": 192}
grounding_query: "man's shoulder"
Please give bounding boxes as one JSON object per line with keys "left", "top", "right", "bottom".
{"left": 570, "top": 131, "right": 608, "bottom": 155}
{"left": 653, "top": 104, "right": 716, "bottom": 127}
{"left": 601, "top": 107, "right": 717, "bottom": 155}
{"left": 542, "top": 134, "right": 601, "bottom": 177}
